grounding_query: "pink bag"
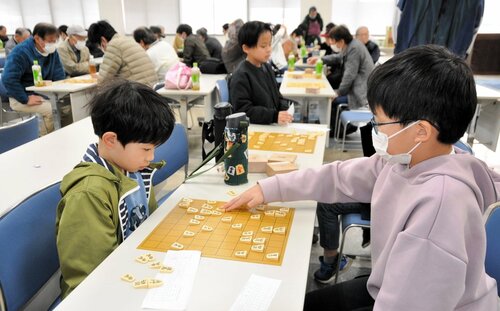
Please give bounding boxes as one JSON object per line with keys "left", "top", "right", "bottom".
{"left": 165, "top": 62, "right": 192, "bottom": 89}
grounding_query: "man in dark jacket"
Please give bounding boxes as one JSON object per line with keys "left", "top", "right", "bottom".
{"left": 196, "top": 27, "right": 222, "bottom": 60}
{"left": 300, "top": 6, "right": 323, "bottom": 46}
{"left": 356, "top": 26, "right": 380, "bottom": 64}
{"left": 176, "top": 24, "right": 209, "bottom": 67}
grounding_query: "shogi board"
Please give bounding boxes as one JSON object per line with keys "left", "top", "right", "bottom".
{"left": 286, "top": 81, "right": 326, "bottom": 88}
{"left": 248, "top": 131, "right": 319, "bottom": 154}
{"left": 138, "top": 199, "right": 295, "bottom": 266}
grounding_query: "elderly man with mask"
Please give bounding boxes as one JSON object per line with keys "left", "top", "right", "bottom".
{"left": 57, "top": 25, "right": 91, "bottom": 77}
{"left": 5, "top": 27, "right": 30, "bottom": 57}
{"left": 2, "top": 22, "right": 66, "bottom": 135}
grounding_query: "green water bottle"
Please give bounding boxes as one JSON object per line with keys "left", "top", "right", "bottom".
{"left": 191, "top": 62, "right": 200, "bottom": 90}
{"left": 287, "top": 52, "right": 295, "bottom": 71}
{"left": 32, "top": 60, "right": 43, "bottom": 87}
{"left": 315, "top": 58, "right": 323, "bottom": 79}
{"left": 223, "top": 112, "right": 249, "bottom": 186}
{"left": 300, "top": 45, "right": 308, "bottom": 64}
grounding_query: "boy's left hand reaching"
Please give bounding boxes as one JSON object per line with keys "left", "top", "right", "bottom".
{"left": 223, "top": 184, "right": 265, "bottom": 211}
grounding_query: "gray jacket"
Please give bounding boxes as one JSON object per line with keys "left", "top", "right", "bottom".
{"left": 5, "top": 37, "right": 17, "bottom": 57}
{"left": 322, "top": 39, "right": 374, "bottom": 109}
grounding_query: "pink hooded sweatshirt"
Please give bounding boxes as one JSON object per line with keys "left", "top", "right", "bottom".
{"left": 259, "top": 150, "right": 500, "bottom": 310}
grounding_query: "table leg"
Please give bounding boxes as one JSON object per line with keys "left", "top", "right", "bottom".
{"left": 179, "top": 96, "right": 188, "bottom": 128}
{"left": 49, "top": 94, "right": 62, "bottom": 130}
{"left": 467, "top": 102, "right": 483, "bottom": 145}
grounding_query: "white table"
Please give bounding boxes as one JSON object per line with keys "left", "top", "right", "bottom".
{"left": 157, "top": 74, "right": 226, "bottom": 127}
{"left": 56, "top": 123, "right": 328, "bottom": 311}
{"left": 0, "top": 117, "right": 96, "bottom": 218}
{"left": 280, "top": 71, "right": 336, "bottom": 146}
{"left": 26, "top": 75, "right": 97, "bottom": 129}
{"left": 471, "top": 83, "right": 500, "bottom": 151}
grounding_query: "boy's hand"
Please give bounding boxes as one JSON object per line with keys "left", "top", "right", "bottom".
{"left": 278, "top": 111, "right": 293, "bottom": 125}
{"left": 223, "top": 184, "right": 265, "bottom": 211}
{"left": 307, "top": 57, "right": 319, "bottom": 65}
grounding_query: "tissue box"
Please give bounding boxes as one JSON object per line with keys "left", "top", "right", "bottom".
{"left": 268, "top": 153, "right": 297, "bottom": 163}
{"left": 266, "top": 162, "right": 299, "bottom": 176}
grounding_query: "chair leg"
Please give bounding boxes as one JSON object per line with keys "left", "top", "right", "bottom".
{"left": 334, "top": 226, "right": 350, "bottom": 284}
{"left": 341, "top": 121, "right": 349, "bottom": 152}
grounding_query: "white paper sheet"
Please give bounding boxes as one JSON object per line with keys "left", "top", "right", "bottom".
{"left": 229, "top": 274, "right": 281, "bottom": 311}
{"left": 287, "top": 103, "right": 295, "bottom": 117}
{"left": 142, "top": 250, "right": 201, "bottom": 310}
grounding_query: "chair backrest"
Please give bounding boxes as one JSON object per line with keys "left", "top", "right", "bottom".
{"left": 152, "top": 123, "right": 189, "bottom": 186}
{"left": 215, "top": 79, "right": 229, "bottom": 103}
{"left": 0, "top": 182, "right": 62, "bottom": 311}
{"left": 152, "top": 82, "right": 165, "bottom": 91}
{"left": 0, "top": 116, "right": 39, "bottom": 153}
{"left": 485, "top": 204, "right": 500, "bottom": 296}
{"left": 453, "top": 140, "right": 474, "bottom": 155}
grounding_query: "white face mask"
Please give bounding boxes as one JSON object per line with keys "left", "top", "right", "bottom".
{"left": 43, "top": 42, "right": 57, "bottom": 54}
{"left": 75, "top": 40, "right": 86, "bottom": 50}
{"left": 331, "top": 44, "right": 341, "bottom": 53}
{"left": 371, "top": 121, "right": 421, "bottom": 165}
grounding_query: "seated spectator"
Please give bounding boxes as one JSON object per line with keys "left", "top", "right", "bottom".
{"left": 133, "top": 27, "right": 179, "bottom": 82}
{"left": 5, "top": 27, "right": 30, "bottom": 57}
{"left": 308, "top": 25, "right": 374, "bottom": 136}
{"left": 196, "top": 27, "right": 222, "bottom": 59}
{"left": 0, "top": 25, "right": 9, "bottom": 46}
{"left": 229, "top": 21, "right": 292, "bottom": 125}
{"left": 87, "top": 20, "right": 157, "bottom": 87}
{"left": 319, "top": 22, "right": 335, "bottom": 55}
{"left": 221, "top": 19, "right": 245, "bottom": 73}
{"left": 172, "top": 32, "right": 184, "bottom": 52}
{"left": 355, "top": 26, "right": 380, "bottom": 64}
{"left": 57, "top": 25, "right": 68, "bottom": 47}
{"left": 2, "top": 23, "right": 67, "bottom": 134}
{"left": 57, "top": 25, "right": 90, "bottom": 77}
{"left": 176, "top": 24, "right": 209, "bottom": 67}
{"left": 150, "top": 25, "right": 165, "bottom": 40}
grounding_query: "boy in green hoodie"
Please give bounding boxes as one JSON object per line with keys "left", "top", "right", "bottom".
{"left": 56, "top": 79, "right": 176, "bottom": 298}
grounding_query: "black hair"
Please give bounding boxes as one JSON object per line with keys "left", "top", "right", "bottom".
{"left": 291, "top": 28, "right": 303, "bottom": 37}
{"left": 89, "top": 79, "right": 176, "bottom": 146}
{"left": 58, "top": 25, "right": 68, "bottom": 35}
{"left": 223, "top": 23, "right": 229, "bottom": 31}
{"left": 0, "top": 25, "right": 5, "bottom": 31}
{"left": 367, "top": 45, "right": 477, "bottom": 144}
{"left": 238, "top": 21, "right": 272, "bottom": 48}
{"left": 33, "top": 23, "right": 57, "bottom": 39}
{"left": 176, "top": 24, "right": 192, "bottom": 36}
{"left": 196, "top": 27, "right": 208, "bottom": 40}
{"left": 87, "top": 20, "right": 117, "bottom": 44}
{"left": 149, "top": 26, "right": 164, "bottom": 38}
{"left": 325, "top": 22, "right": 336, "bottom": 33}
{"left": 272, "top": 24, "right": 281, "bottom": 36}
{"left": 309, "top": 6, "right": 317, "bottom": 13}
{"left": 329, "top": 25, "right": 352, "bottom": 44}
{"left": 133, "top": 27, "right": 157, "bottom": 45}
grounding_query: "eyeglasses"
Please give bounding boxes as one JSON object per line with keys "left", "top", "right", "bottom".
{"left": 370, "top": 117, "right": 408, "bottom": 134}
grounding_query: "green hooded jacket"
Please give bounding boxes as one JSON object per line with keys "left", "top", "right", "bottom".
{"left": 56, "top": 159, "right": 164, "bottom": 299}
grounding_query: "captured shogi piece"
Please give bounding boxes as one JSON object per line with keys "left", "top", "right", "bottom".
{"left": 248, "top": 132, "right": 319, "bottom": 154}
{"left": 137, "top": 198, "right": 294, "bottom": 266}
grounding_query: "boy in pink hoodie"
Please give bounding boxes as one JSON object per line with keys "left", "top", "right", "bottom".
{"left": 224, "top": 45, "right": 500, "bottom": 310}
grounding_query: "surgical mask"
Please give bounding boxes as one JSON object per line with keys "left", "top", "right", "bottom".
{"left": 331, "top": 44, "right": 341, "bottom": 53}
{"left": 44, "top": 42, "right": 57, "bottom": 54}
{"left": 75, "top": 40, "right": 86, "bottom": 50}
{"left": 371, "top": 121, "right": 421, "bottom": 165}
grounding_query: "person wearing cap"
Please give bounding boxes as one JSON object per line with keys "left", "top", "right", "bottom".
{"left": 300, "top": 6, "right": 323, "bottom": 46}
{"left": 57, "top": 25, "right": 91, "bottom": 77}
{"left": 196, "top": 27, "right": 222, "bottom": 59}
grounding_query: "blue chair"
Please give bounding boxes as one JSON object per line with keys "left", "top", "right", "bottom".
{"left": 336, "top": 110, "right": 373, "bottom": 151}
{"left": 0, "top": 116, "right": 39, "bottom": 154}
{"left": 0, "top": 182, "right": 62, "bottom": 311}
{"left": 334, "top": 213, "right": 371, "bottom": 284}
{"left": 485, "top": 203, "right": 500, "bottom": 296}
{"left": 215, "top": 79, "right": 229, "bottom": 103}
{"left": 152, "top": 123, "right": 189, "bottom": 203}
{"left": 453, "top": 140, "right": 474, "bottom": 155}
